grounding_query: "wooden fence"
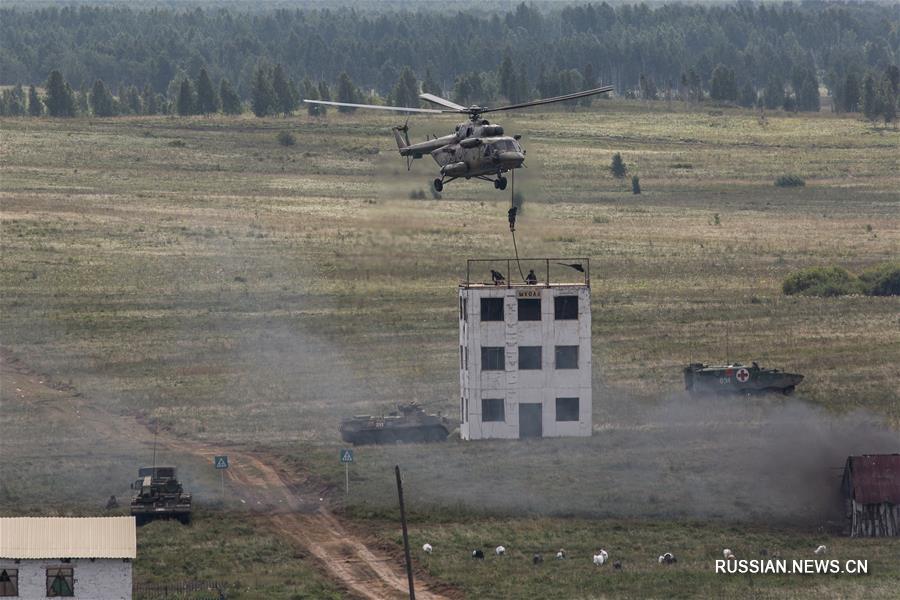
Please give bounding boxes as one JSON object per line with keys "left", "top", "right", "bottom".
{"left": 133, "top": 580, "right": 230, "bottom": 599}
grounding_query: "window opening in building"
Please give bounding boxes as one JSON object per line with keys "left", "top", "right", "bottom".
{"left": 482, "top": 398, "right": 505, "bottom": 422}
{"left": 481, "top": 347, "right": 505, "bottom": 370}
{"left": 554, "top": 295, "right": 578, "bottom": 320}
{"left": 47, "top": 568, "right": 74, "bottom": 597}
{"left": 517, "top": 298, "right": 541, "bottom": 321}
{"left": 480, "top": 297, "right": 504, "bottom": 321}
{"left": 518, "top": 346, "right": 542, "bottom": 370}
{"left": 556, "top": 397, "right": 580, "bottom": 421}
{"left": 0, "top": 569, "right": 18, "bottom": 597}
{"left": 555, "top": 345, "right": 579, "bottom": 369}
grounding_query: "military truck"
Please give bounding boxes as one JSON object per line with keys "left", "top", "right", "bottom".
{"left": 340, "top": 401, "right": 451, "bottom": 445}
{"left": 684, "top": 362, "right": 804, "bottom": 395}
{"left": 130, "top": 466, "right": 192, "bottom": 526}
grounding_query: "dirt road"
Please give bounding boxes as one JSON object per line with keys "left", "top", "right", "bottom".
{"left": 1, "top": 352, "right": 450, "bottom": 600}
{"left": 164, "top": 439, "right": 450, "bottom": 600}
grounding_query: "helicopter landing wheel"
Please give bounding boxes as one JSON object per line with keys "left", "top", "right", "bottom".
{"left": 498, "top": 176, "right": 508, "bottom": 190}
{"left": 433, "top": 178, "right": 443, "bottom": 192}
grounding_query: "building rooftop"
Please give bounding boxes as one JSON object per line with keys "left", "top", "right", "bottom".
{"left": 0, "top": 517, "right": 136, "bottom": 559}
{"left": 461, "top": 257, "right": 590, "bottom": 289}
{"left": 842, "top": 454, "right": 900, "bottom": 505}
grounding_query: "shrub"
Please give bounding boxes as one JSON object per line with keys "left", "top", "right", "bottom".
{"left": 631, "top": 175, "right": 641, "bottom": 194}
{"left": 859, "top": 262, "right": 900, "bottom": 296}
{"left": 775, "top": 174, "right": 805, "bottom": 187}
{"left": 277, "top": 131, "right": 296, "bottom": 146}
{"left": 782, "top": 266, "right": 863, "bottom": 297}
{"left": 610, "top": 152, "right": 627, "bottom": 178}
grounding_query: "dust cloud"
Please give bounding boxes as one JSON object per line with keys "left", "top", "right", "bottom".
{"left": 359, "top": 392, "right": 898, "bottom": 524}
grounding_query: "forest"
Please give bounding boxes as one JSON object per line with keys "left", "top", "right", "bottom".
{"left": 0, "top": 2, "right": 898, "bottom": 120}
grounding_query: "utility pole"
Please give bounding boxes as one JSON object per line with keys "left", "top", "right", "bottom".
{"left": 395, "top": 465, "right": 416, "bottom": 600}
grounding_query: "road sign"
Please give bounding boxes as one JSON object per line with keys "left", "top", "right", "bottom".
{"left": 340, "top": 449, "right": 354, "bottom": 464}
{"left": 214, "top": 455, "right": 229, "bottom": 469}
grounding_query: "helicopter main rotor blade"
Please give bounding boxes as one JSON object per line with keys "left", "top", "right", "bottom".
{"left": 302, "top": 99, "right": 446, "bottom": 114}
{"left": 418, "top": 93, "right": 467, "bottom": 112}
{"left": 480, "top": 85, "right": 615, "bottom": 114}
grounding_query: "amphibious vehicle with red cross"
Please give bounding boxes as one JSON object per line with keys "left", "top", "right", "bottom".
{"left": 683, "top": 362, "right": 804, "bottom": 395}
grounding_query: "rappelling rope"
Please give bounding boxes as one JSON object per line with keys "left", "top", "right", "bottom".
{"left": 508, "top": 169, "right": 526, "bottom": 282}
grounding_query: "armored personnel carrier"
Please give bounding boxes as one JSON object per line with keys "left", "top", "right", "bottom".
{"left": 684, "top": 362, "right": 804, "bottom": 395}
{"left": 340, "top": 401, "right": 451, "bottom": 445}
{"left": 130, "top": 466, "right": 192, "bottom": 525}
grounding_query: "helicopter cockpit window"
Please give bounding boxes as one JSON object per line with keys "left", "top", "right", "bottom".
{"left": 494, "top": 140, "right": 520, "bottom": 153}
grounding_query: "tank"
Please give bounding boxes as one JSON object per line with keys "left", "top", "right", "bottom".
{"left": 340, "top": 401, "right": 451, "bottom": 445}
{"left": 684, "top": 362, "right": 804, "bottom": 395}
{"left": 130, "top": 466, "right": 192, "bottom": 526}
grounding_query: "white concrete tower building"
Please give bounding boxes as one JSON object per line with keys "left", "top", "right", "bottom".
{"left": 458, "top": 258, "right": 592, "bottom": 440}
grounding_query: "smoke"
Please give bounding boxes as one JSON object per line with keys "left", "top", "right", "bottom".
{"left": 357, "top": 392, "right": 898, "bottom": 524}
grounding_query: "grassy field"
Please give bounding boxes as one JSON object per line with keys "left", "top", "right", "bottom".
{"left": 1, "top": 102, "right": 898, "bottom": 597}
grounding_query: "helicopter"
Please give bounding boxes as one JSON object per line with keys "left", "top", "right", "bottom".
{"left": 303, "top": 86, "right": 614, "bottom": 191}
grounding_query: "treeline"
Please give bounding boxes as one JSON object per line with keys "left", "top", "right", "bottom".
{"left": 5, "top": 59, "right": 899, "bottom": 125}
{"left": 0, "top": 2, "right": 898, "bottom": 121}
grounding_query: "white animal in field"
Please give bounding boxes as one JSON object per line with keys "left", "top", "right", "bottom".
{"left": 658, "top": 552, "right": 677, "bottom": 564}
{"left": 592, "top": 550, "right": 609, "bottom": 566}
{"left": 495, "top": 545, "right": 506, "bottom": 556}
{"left": 556, "top": 549, "right": 566, "bottom": 560}
{"left": 422, "top": 543, "right": 433, "bottom": 554}
{"left": 814, "top": 545, "right": 827, "bottom": 555}
{"left": 723, "top": 549, "right": 735, "bottom": 560}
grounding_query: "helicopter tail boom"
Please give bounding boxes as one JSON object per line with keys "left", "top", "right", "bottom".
{"left": 392, "top": 125, "right": 410, "bottom": 152}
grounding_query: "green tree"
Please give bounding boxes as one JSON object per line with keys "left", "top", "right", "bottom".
{"left": 499, "top": 53, "right": 516, "bottom": 102}
{"left": 390, "top": 66, "right": 419, "bottom": 108}
{"left": 6, "top": 85, "right": 26, "bottom": 116}
{"left": 840, "top": 72, "right": 860, "bottom": 112}
{"left": 142, "top": 84, "right": 159, "bottom": 115}
{"left": 90, "top": 79, "right": 116, "bottom": 116}
{"left": 861, "top": 73, "right": 878, "bottom": 122}
{"left": 610, "top": 152, "right": 627, "bottom": 178}
{"left": 251, "top": 65, "right": 275, "bottom": 117}
{"left": 77, "top": 84, "right": 90, "bottom": 115}
{"left": 580, "top": 63, "right": 596, "bottom": 106}
{"left": 27, "top": 85, "right": 42, "bottom": 116}
{"left": 631, "top": 175, "right": 641, "bottom": 194}
{"left": 878, "top": 75, "right": 897, "bottom": 124}
{"left": 125, "top": 85, "right": 142, "bottom": 115}
{"left": 195, "top": 67, "right": 219, "bottom": 115}
{"left": 219, "top": 78, "right": 242, "bottom": 115}
{"left": 639, "top": 73, "right": 658, "bottom": 100}
{"left": 794, "top": 68, "right": 820, "bottom": 112}
{"left": 710, "top": 64, "right": 737, "bottom": 102}
{"left": 762, "top": 75, "right": 784, "bottom": 110}
{"left": 336, "top": 72, "right": 360, "bottom": 113}
{"left": 514, "top": 64, "right": 530, "bottom": 104}
{"left": 176, "top": 78, "right": 196, "bottom": 116}
{"left": 453, "top": 72, "right": 486, "bottom": 105}
{"left": 421, "top": 68, "right": 441, "bottom": 97}
{"left": 300, "top": 77, "right": 322, "bottom": 116}
{"left": 272, "top": 64, "right": 296, "bottom": 116}
{"left": 45, "top": 70, "right": 76, "bottom": 117}
{"left": 738, "top": 82, "right": 756, "bottom": 108}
